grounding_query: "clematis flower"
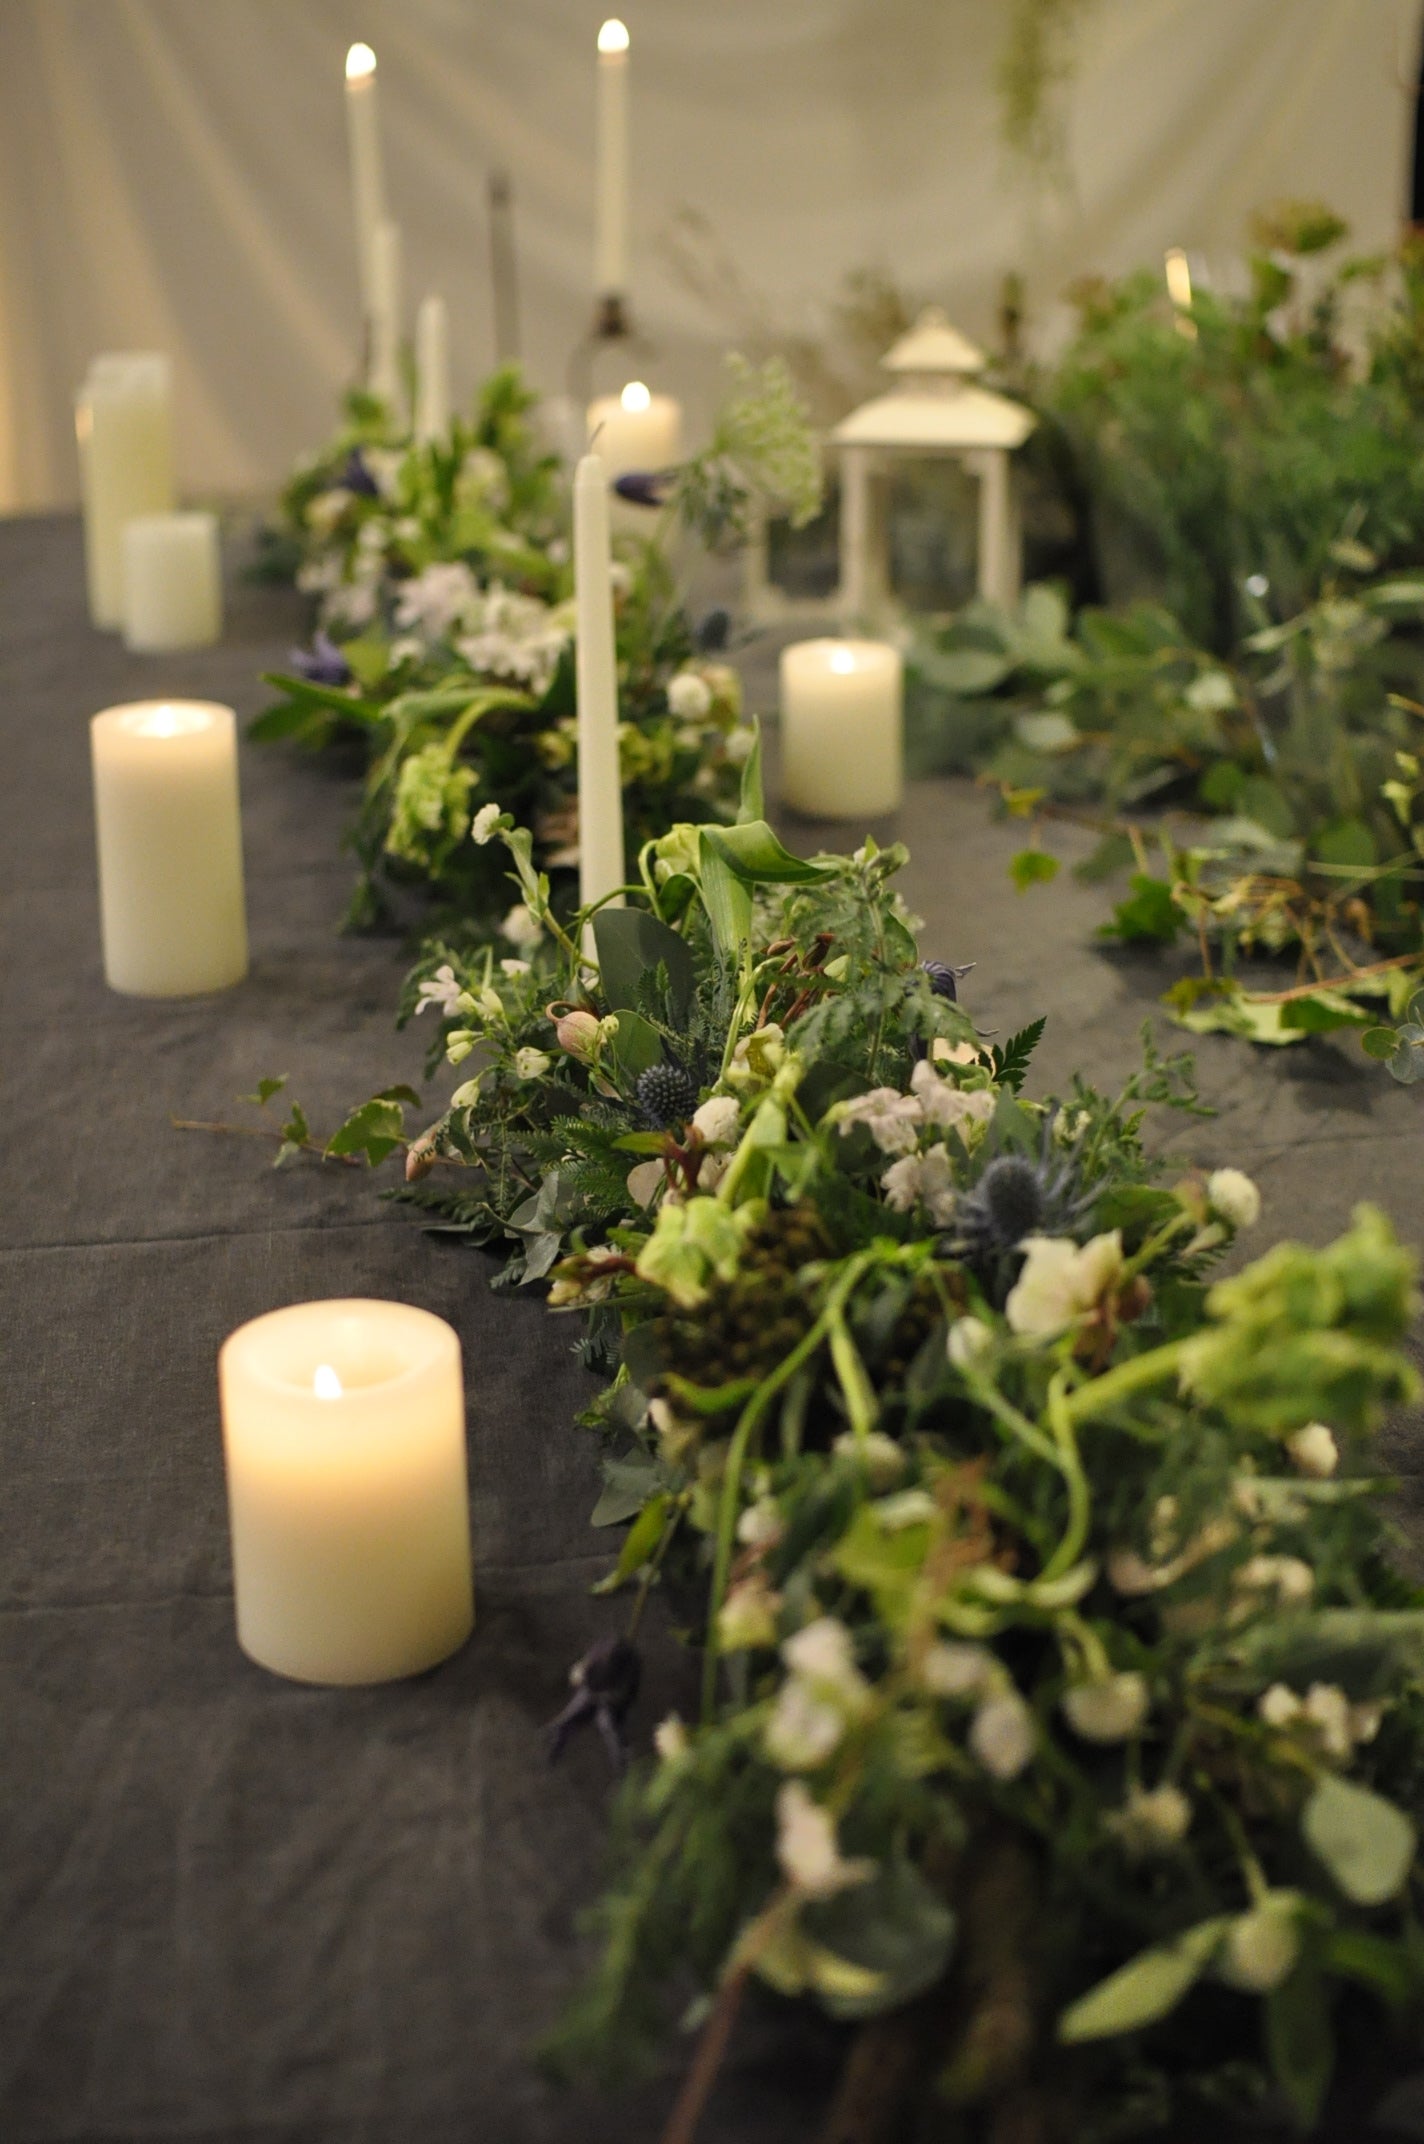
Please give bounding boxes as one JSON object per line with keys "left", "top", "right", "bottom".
{"left": 513, "top": 1047, "right": 551, "bottom": 1080}
{"left": 1105, "top": 1783, "right": 1192, "bottom": 1854}
{"left": 1005, "top": 1231, "right": 1124, "bottom": 1340}
{"left": 691, "top": 1095, "right": 741, "bottom": 1147}
{"left": 775, "top": 1782, "right": 873, "bottom": 1899}
{"left": 1062, "top": 1671, "right": 1150, "bottom": 1743}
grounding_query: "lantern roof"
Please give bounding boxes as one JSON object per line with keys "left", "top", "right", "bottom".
{"left": 883, "top": 308, "right": 987, "bottom": 376}
{"left": 831, "top": 306, "right": 1035, "bottom": 453}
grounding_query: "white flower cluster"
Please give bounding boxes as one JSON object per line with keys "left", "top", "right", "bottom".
{"left": 455, "top": 585, "right": 571, "bottom": 696}
{"left": 1005, "top": 1230, "right": 1124, "bottom": 1340}
{"left": 1258, "top": 1680, "right": 1383, "bottom": 1762}
{"left": 917, "top": 1640, "right": 1036, "bottom": 1781}
{"left": 764, "top": 1618, "right": 872, "bottom": 1770}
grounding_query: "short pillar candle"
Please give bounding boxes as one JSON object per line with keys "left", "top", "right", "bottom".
{"left": 90, "top": 700, "right": 248, "bottom": 996}
{"left": 121, "top": 511, "right": 222, "bottom": 652}
{"left": 778, "top": 639, "right": 904, "bottom": 819}
{"left": 219, "top": 1300, "right": 475, "bottom": 1686}
{"left": 586, "top": 380, "right": 682, "bottom": 484}
{"left": 76, "top": 353, "right": 175, "bottom": 630}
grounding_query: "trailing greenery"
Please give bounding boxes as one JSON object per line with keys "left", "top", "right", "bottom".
{"left": 253, "top": 358, "right": 819, "bottom": 929}
{"left": 246, "top": 774, "right": 1424, "bottom": 2138}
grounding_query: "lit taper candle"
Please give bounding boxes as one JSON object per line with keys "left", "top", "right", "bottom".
{"left": 573, "top": 454, "right": 625, "bottom": 917}
{"left": 220, "top": 1299, "right": 474, "bottom": 1686}
{"left": 344, "top": 42, "right": 387, "bottom": 323}
{"left": 368, "top": 216, "right": 403, "bottom": 410}
{"left": 594, "top": 19, "right": 630, "bottom": 298}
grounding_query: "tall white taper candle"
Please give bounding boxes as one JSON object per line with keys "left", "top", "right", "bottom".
{"left": 573, "top": 454, "right": 624, "bottom": 917}
{"left": 414, "top": 294, "right": 450, "bottom": 443}
{"left": 594, "top": 20, "right": 630, "bottom": 297}
{"left": 369, "top": 217, "right": 403, "bottom": 411}
{"left": 344, "top": 42, "right": 387, "bottom": 322}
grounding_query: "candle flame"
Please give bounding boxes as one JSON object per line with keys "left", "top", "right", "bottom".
{"left": 345, "top": 41, "right": 377, "bottom": 80}
{"left": 598, "top": 18, "right": 630, "bottom": 53}
{"left": 1164, "top": 248, "right": 1192, "bottom": 310}
{"left": 828, "top": 647, "right": 856, "bottom": 675}
{"left": 620, "top": 380, "right": 651, "bottom": 412}
{"left": 313, "top": 1363, "right": 344, "bottom": 1400}
{"left": 124, "top": 702, "right": 212, "bottom": 739}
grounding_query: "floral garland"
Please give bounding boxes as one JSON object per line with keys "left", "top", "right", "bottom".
{"left": 254, "top": 359, "right": 820, "bottom": 930}
{"left": 255, "top": 766, "right": 1424, "bottom": 2140}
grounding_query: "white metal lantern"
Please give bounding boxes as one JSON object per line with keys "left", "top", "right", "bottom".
{"left": 831, "top": 308, "right": 1035, "bottom": 623}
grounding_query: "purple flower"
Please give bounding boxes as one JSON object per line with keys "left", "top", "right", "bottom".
{"left": 545, "top": 1635, "right": 642, "bottom": 1770}
{"left": 289, "top": 632, "right": 352, "bottom": 687}
{"left": 922, "top": 960, "right": 974, "bottom": 1002}
{"left": 613, "top": 467, "right": 676, "bottom": 509}
{"left": 340, "top": 447, "right": 380, "bottom": 498}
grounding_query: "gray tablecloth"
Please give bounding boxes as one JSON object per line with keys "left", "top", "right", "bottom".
{"left": 4, "top": 515, "right": 1423, "bottom": 2144}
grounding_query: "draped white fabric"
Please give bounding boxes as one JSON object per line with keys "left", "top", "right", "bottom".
{"left": 1, "top": 0, "right": 1418, "bottom": 511}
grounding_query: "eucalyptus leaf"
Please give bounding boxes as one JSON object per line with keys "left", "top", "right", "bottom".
{"left": 803, "top": 1855, "right": 956, "bottom": 2020}
{"left": 1057, "top": 1918, "right": 1230, "bottom": 2043}
{"left": 1302, "top": 1774, "right": 1416, "bottom": 1906}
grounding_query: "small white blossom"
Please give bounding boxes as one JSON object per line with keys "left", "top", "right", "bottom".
{"left": 775, "top": 1781, "right": 873, "bottom": 1899}
{"left": 1062, "top": 1672, "right": 1150, "bottom": 1743}
{"left": 1287, "top": 1422, "right": 1339, "bottom": 1478}
{"left": 947, "top": 1316, "right": 994, "bottom": 1371}
{"left": 970, "top": 1691, "right": 1035, "bottom": 1779}
{"left": 471, "top": 802, "right": 502, "bottom": 845}
{"left": 782, "top": 1618, "right": 865, "bottom": 1702}
{"left": 449, "top": 1077, "right": 482, "bottom": 1109}
{"left": 304, "top": 486, "right": 354, "bottom": 534}
{"left": 691, "top": 1095, "right": 741, "bottom": 1147}
{"left": 501, "top": 904, "right": 543, "bottom": 950}
{"left": 608, "top": 561, "right": 633, "bottom": 596}
{"left": 414, "top": 963, "right": 472, "bottom": 1017}
{"left": 1220, "top": 1898, "right": 1300, "bottom": 1992}
{"left": 836, "top": 1087, "right": 924, "bottom": 1155}
{"left": 1207, "top": 1167, "right": 1261, "bottom": 1232}
{"left": 512, "top": 1047, "right": 551, "bottom": 1080}
{"left": 1106, "top": 1784, "right": 1192, "bottom": 1854}
{"left": 1005, "top": 1231, "right": 1124, "bottom": 1340}
{"left": 394, "top": 559, "right": 480, "bottom": 639}
{"left": 725, "top": 725, "right": 757, "bottom": 763}
{"left": 832, "top": 1430, "right": 906, "bottom": 1489}
{"left": 1302, "top": 1682, "right": 1355, "bottom": 1762}
{"left": 880, "top": 1143, "right": 957, "bottom": 1225}
{"left": 909, "top": 1059, "right": 995, "bottom": 1135}
{"left": 1259, "top": 1683, "right": 1303, "bottom": 1730}
{"left": 921, "top": 1642, "right": 995, "bottom": 1699}
{"left": 764, "top": 1679, "right": 845, "bottom": 1771}
{"left": 654, "top": 1714, "right": 689, "bottom": 1763}
{"left": 323, "top": 576, "right": 378, "bottom": 629}
{"left": 737, "top": 1498, "right": 784, "bottom": 1549}
{"left": 667, "top": 670, "right": 714, "bottom": 720}
{"left": 874, "top": 1489, "right": 938, "bottom": 1531}
{"left": 717, "top": 1573, "right": 781, "bottom": 1651}
{"left": 499, "top": 958, "right": 531, "bottom": 978}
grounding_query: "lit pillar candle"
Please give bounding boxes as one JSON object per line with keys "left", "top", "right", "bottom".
{"left": 414, "top": 293, "right": 450, "bottom": 443}
{"left": 369, "top": 216, "right": 403, "bottom": 411}
{"left": 121, "top": 511, "right": 222, "bottom": 651}
{"left": 573, "top": 453, "right": 625, "bottom": 916}
{"left": 594, "top": 19, "right": 630, "bottom": 297}
{"left": 779, "top": 639, "right": 904, "bottom": 819}
{"left": 90, "top": 700, "right": 248, "bottom": 996}
{"left": 586, "top": 380, "right": 682, "bottom": 482}
{"left": 344, "top": 41, "right": 387, "bottom": 322}
{"left": 76, "top": 353, "right": 175, "bottom": 630}
{"left": 219, "top": 1299, "right": 474, "bottom": 1686}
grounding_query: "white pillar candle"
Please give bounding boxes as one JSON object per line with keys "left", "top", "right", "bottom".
{"left": 344, "top": 42, "right": 387, "bottom": 321}
{"left": 779, "top": 639, "right": 904, "bottom": 819}
{"left": 414, "top": 293, "right": 450, "bottom": 443}
{"left": 76, "top": 353, "right": 175, "bottom": 630}
{"left": 121, "top": 511, "right": 222, "bottom": 652}
{"left": 573, "top": 453, "right": 625, "bottom": 917}
{"left": 369, "top": 216, "right": 403, "bottom": 411}
{"left": 219, "top": 1299, "right": 474, "bottom": 1686}
{"left": 586, "top": 380, "right": 682, "bottom": 483}
{"left": 90, "top": 700, "right": 248, "bottom": 996}
{"left": 594, "top": 19, "right": 630, "bottom": 297}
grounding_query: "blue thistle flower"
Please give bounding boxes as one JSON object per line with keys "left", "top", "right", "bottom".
{"left": 636, "top": 1061, "right": 698, "bottom": 1130}
{"left": 545, "top": 1635, "right": 642, "bottom": 1770}
{"left": 952, "top": 1136, "right": 1097, "bottom": 1305}
{"left": 340, "top": 447, "right": 380, "bottom": 498}
{"left": 613, "top": 467, "right": 677, "bottom": 509}
{"left": 289, "top": 631, "right": 352, "bottom": 687}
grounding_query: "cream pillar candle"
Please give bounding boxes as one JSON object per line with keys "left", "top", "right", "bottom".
{"left": 369, "top": 216, "right": 403, "bottom": 410}
{"left": 594, "top": 19, "right": 630, "bottom": 296}
{"left": 90, "top": 700, "right": 248, "bottom": 996}
{"left": 779, "top": 639, "right": 904, "bottom": 819}
{"left": 414, "top": 293, "right": 450, "bottom": 443}
{"left": 219, "top": 1299, "right": 474, "bottom": 1686}
{"left": 586, "top": 381, "right": 682, "bottom": 482}
{"left": 573, "top": 453, "right": 625, "bottom": 917}
{"left": 121, "top": 511, "right": 222, "bottom": 651}
{"left": 76, "top": 354, "right": 175, "bottom": 630}
{"left": 344, "top": 42, "right": 387, "bottom": 320}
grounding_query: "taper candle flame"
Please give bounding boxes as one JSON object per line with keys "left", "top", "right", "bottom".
{"left": 597, "top": 19, "right": 629, "bottom": 53}
{"left": 1164, "top": 247, "right": 1192, "bottom": 309}
{"left": 313, "top": 1364, "right": 344, "bottom": 1400}
{"left": 346, "top": 41, "right": 377, "bottom": 80}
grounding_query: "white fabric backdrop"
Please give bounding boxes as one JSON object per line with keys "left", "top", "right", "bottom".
{"left": 1, "top": 0, "right": 1419, "bottom": 511}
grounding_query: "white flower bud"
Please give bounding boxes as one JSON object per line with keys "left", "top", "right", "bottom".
{"left": 775, "top": 1780, "right": 872, "bottom": 1898}
{"left": 921, "top": 1641, "right": 995, "bottom": 1699}
{"left": 1106, "top": 1783, "right": 1192, "bottom": 1854}
{"left": 1235, "top": 1554, "right": 1314, "bottom": 1607}
{"left": 654, "top": 1713, "right": 689, "bottom": 1763}
{"left": 1258, "top": 1683, "right": 1302, "bottom": 1730}
{"left": 1220, "top": 1897, "right": 1301, "bottom": 1992}
{"left": 1287, "top": 1422, "right": 1339, "bottom": 1478}
{"left": 947, "top": 1315, "right": 993, "bottom": 1370}
{"left": 1062, "top": 1672, "right": 1150, "bottom": 1743}
{"left": 1206, "top": 1167, "right": 1261, "bottom": 1232}
{"left": 471, "top": 801, "right": 501, "bottom": 845}
{"left": 512, "top": 1047, "right": 551, "bottom": 1079}
{"left": 832, "top": 1429, "right": 906, "bottom": 1489}
{"left": 764, "top": 1680, "right": 844, "bottom": 1771}
{"left": 970, "top": 1691, "right": 1035, "bottom": 1780}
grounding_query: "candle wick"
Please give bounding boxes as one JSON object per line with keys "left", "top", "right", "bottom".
{"left": 588, "top": 420, "right": 607, "bottom": 450}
